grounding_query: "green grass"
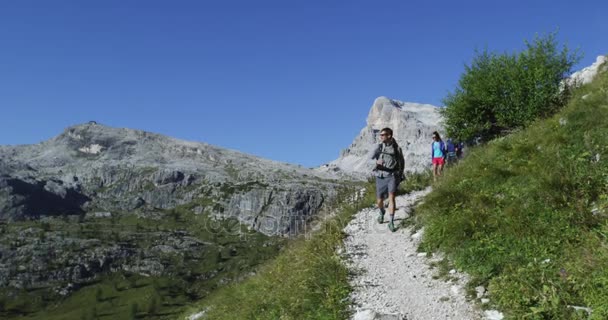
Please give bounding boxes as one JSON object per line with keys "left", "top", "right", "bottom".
{"left": 399, "top": 170, "right": 433, "bottom": 195}
{"left": 180, "top": 183, "right": 377, "bottom": 320}
{"left": 416, "top": 65, "right": 608, "bottom": 319}
{"left": 6, "top": 275, "right": 188, "bottom": 320}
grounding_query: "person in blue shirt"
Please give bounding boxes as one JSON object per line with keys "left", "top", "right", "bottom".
{"left": 431, "top": 131, "right": 446, "bottom": 181}
{"left": 445, "top": 138, "right": 457, "bottom": 165}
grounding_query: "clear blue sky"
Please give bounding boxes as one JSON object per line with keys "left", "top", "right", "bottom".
{"left": 1, "top": 1, "right": 606, "bottom": 167}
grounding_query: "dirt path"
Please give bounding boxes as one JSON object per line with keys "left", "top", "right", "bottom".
{"left": 343, "top": 188, "right": 485, "bottom": 320}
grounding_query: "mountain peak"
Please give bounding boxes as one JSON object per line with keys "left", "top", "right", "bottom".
{"left": 323, "top": 97, "right": 443, "bottom": 177}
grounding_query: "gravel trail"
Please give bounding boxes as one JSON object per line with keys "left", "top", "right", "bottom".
{"left": 343, "top": 188, "right": 483, "bottom": 320}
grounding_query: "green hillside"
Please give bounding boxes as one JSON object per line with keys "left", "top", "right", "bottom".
{"left": 417, "top": 63, "right": 608, "bottom": 319}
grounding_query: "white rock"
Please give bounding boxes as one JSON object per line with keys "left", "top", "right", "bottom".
{"left": 567, "top": 55, "right": 608, "bottom": 86}
{"left": 568, "top": 305, "right": 592, "bottom": 314}
{"left": 353, "top": 309, "right": 377, "bottom": 320}
{"left": 417, "top": 252, "right": 427, "bottom": 257}
{"left": 90, "top": 211, "right": 112, "bottom": 218}
{"left": 186, "top": 310, "right": 206, "bottom": 320}
{"left": 484, "top": 310, "right": 504, "bottom": 320}
{"left": 78, "top": 143, "right": 104, "bottom": 154}
{"left": 475, "top": 285, "right": 486, "bottom": 298}
{"left": 449, "top": 269, "right": 457, "bottom": 274}
{"left": 481, "top": 298, "right": 490, "bottom": 304}
{"left": 375, "top": 313, "right": 403, "bottom": 320}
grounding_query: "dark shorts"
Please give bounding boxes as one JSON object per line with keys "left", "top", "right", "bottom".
{"left": 376, "top": 174, "right": 398, "bottom": 199}
{"left": 446, "top": 152, "right": 457, "bottom": 163}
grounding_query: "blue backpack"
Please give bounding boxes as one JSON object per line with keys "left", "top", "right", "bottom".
{"left": 446, "top": 139, "right": 456, "bottom": 153}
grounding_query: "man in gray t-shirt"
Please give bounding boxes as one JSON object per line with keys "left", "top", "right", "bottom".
{"left": 371, "top": 127, "right": 404, "bottom": 232}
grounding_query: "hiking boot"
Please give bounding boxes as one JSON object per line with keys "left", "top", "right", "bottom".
{"left": 377, "top": 213, "right": 384, "bottom": 224}
{"left": 388, "top": 222, "right": 397, "bottom": 232}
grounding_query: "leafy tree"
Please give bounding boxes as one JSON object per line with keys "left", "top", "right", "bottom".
{"left": 441, "top": 32, "right": 581, "bottom": 142}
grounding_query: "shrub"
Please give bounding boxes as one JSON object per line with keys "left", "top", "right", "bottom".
{"left": 442, "top": 32, "right": 581, "bottom": 143}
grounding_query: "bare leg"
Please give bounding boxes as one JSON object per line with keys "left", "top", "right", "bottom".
{"left": 433, "top": 163, "right": 438, "bottom": 181}
{"left": 387, "top": 192, "right": 397, "bottom": 231}
{"left": 387, "top": 193, "right": 395, "bottom": 213}
{"left": 388, "top": 192, "right": 396, "bottom": 214}
{"left": 376, "top": 197, "right": 386, "bottom": 223}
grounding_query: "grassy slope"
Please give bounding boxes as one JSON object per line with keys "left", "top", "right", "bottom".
{"left": 182, "top": 173, "right": 432, "bottom": 320}
{"left": 1, "top": 209, "right": 285, "bottom": 320}
{"left": 417, "top": 66, "right": 608, "bottom": 319}
{"left": 180, "top": 194, "right": 369, "bottom": 320}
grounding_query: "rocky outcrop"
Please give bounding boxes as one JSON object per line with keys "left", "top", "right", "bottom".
{"left": 321, "top": 97, "right": 444, "bottom": 178}
{"left": 0, "top": 224, "right": 213, "bottom": 295}
{"left": 567, "top": 55, "right": 607, "bottom": 86}
{"left": 0, "top": 176, "right": 90, "bottom": 219}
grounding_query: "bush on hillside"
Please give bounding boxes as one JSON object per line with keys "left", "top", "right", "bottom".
{"left": 441, "top": 32, "right": 581, "bottom": 143}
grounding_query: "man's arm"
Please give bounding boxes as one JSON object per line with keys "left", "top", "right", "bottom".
{"left": 371, "top": 144, "right": 382, "bottom": 160}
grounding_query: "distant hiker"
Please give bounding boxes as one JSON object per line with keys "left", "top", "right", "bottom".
{"left": 445, "top": 138, "right": 457, "bottom": 165}
{"left": 455, "top": 141, "right": 464, "bottom": 159}
{"left": 371, "top": 127, "right": 405, "bottom": 232}
{"left": 431, "top": 131, "right": 446, "bottom": 181}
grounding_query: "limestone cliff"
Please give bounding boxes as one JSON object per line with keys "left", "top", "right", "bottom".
{"left": 322, "top": 97, "right": 443, "bottom": 178}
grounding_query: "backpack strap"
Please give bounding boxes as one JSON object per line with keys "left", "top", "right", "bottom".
{"left": 397, "top": 146, "right": 405, "bottom": 175}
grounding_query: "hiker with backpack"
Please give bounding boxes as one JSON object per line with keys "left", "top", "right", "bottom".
{"left": 445, "top": 138, "right": 457, "bottom": 165}
{"left": 371, "top": 127, "right": 405, "bottom": 232}
{"left": 455, "top": 141, "right": 464, "bottom": 159}
{"left": 431, "top": 131, "right": 446, "bottom": 181}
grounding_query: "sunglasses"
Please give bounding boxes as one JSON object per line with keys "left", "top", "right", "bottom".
{"left": 380, "top": 133, "right": 388, "bottom": 136}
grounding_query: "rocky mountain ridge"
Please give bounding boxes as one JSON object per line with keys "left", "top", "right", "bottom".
{"left": 0, "top": 122, "right": 349, "bottom": 235}
{"left": 0, "top": 123, "right": 354, "bottom": 306}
